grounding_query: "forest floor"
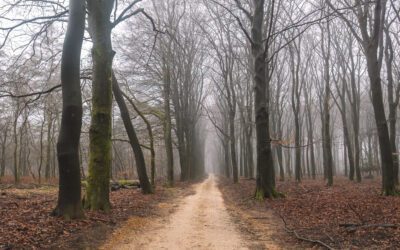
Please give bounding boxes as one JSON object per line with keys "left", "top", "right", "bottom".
{"left": 219, "top": 176, "right": 400, "bottom": 249}
{"left": 3, "top": 175, "right": 399, "bottom": 249}
{"left": 0, "top": 177, "right": 195, "bottom": 249}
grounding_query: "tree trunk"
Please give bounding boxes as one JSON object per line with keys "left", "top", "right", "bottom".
{"left": 0, "top": 126, "right": 8, "bottom": 178}
{"left": 112, "top": 73, "right": 153, "bottom": 194}
{"left": 38, "top": 117, "right": 45, "bottom": 183}
{"left": 289, "top": 43, "right": 302, "bottom": 182}
{"left": 252, "top": 0, "right": 277, "bottom": 199}
{"left": 85, "top": 0, "right": 115, "bottom": 211}
{"left": 385, "top": 29, "right": 399, "bottom": 185}
{"left": 123, "top": 92, "right": 156, "bottom": 187}
{"left": 366, "top": 49, "right": 395, "bottom": 194}
{"left": 52, "top": 0, "right": 85, "bottom": 219}
{"left": 223, "top": 139, "right": 231, "bottom": 178}
{"left": 321, "top": 20, "right": 333, "bottom": 186}
{"left": 45, "top": 112, "right": 53, "bottom": 180}
{"left": 162, "top": 59, "right": 174, "bottom": 186}
{"left": 229, "top": 109, "right": 238, "bottom": 183}
{"left": 246, "top": 104, "right": 254, "bottom": 179}
{"left": 304, "top": 88, "right": 316, "bottom": 179}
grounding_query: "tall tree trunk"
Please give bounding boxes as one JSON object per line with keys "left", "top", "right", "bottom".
{"left": 349, "top": 44, "right": 362, "bottom": 182}
{"left": 13, "top": 103, "right": 19, "bottom": 184}
{"left": 162, "top": 60, "right": 174, "bottom": 186}
{"left": 304, "top": 88, "right": 316, "bottom": 179}
{"left": 112, "top": 74, "right": 153, "bottom": 194}
{"left": 85, "top": 0, "right": 115, "bottom": 211}
{"left": 289, "top": 45, "right": 302, "bottom": 182}
{"left": 321, "top": 19, "right": 333, "bottom": 186}
{"left": 52, "top": 0, "right": 85, "bottom": 219}
{"left": 246, "top": 105, "right": 254, "bottom": 179}
{"left": 385, "top": 29, "right": 399, "bottom": 185}
{"left": 252, "top": 0, "right": 277, "bottom": 199}
{"left": 367, "top": 49, "right": 395, "bottom": 194}
{"left": 336, "top": 68, "right": 356, "bottom": 182}
{"left": 38, "top": 118, "right": 45, "bottom": 183}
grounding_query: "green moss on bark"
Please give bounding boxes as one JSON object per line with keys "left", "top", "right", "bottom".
{"left": 85, "top": 112, "right": 112, "bottom": 211}
{"left": 255, "top": 187, "right": 285, "bottom": 201}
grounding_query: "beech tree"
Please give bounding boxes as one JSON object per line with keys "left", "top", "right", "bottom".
{"left": 327, "top": 0, "right": 396, "bottom": 195}
{"left": 52, "top": 0, "right": 85, "bottom": 219}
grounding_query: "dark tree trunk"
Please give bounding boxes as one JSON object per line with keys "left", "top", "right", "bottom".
{"left": 349, "top": 44, "right": 362, "bottom": 182}
{"left": 162, "top": 59, "right": 174, "bottom": 187}
{"left": 229, "top": 109, "right": 238, "bottom": 183}
{"left": 1, "top": 126, "right": 8, "bottom": 178}
{"left": 366, "top": 50, "right": 395, "bottom": 194}
{"left": 321, "top": 20, "right": 333, "bottom": 186}
{"left": 223, "top": 139, "right": 231, "bottom": 178}
{"left": 252, "top": 0, "right": 277, "bottom": 199}
{"left": 246, "top": 105, "right": 254, "bottom": 179}
{"left": 52, "top": 0, "right": 85, "bottom": 219}
{"left": 112, "top": 74, "right": 153, "bottom": 194}
{"left": 122, "top": 91, "right": 156, "bottom": 187}
{"left": 38, "top": 118, "right": 44, "bottom": 183}
{"left": 385, "top": 29, "right": 399, "bottom": 185}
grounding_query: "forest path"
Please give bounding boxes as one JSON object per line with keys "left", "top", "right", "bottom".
{"left": 103, "top": 174, "right": 248, "bottom": 249}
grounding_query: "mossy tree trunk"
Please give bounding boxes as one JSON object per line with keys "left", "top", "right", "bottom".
{"left": 85, "top": 0, "right": 115, "bottom": 211}
{"left": 52, "top": 0, "right": 85, "bottom": 219}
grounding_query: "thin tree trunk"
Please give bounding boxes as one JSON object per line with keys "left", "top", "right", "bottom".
{"left": 45, "top": 112, "right": 53, "bottom": 180}
{"left": 162, "top": 59, "right": 174, "bottom": 186}
{"left": 0, "top": 126, "right": 8, "bottom": 178}
{"left": 112, "top": 74, "right": 153, "bottom": 194}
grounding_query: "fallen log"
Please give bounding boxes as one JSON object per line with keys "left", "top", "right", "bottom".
{"left": 110, "top": 180, "right": 141, "bottom": 191}
{"left": 81, "top": 180, "right": 141, "bottom": 191}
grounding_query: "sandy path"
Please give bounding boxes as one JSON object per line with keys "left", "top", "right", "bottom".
{"left": 107, "top": 175, "right": 247, "bottom": 250}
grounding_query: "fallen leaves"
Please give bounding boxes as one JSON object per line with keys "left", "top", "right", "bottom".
{"left": 219, "top": 176, "right": 400, "bottom": 249}
{"left": 0, "top": 182, "right": 191, "bottom": 249}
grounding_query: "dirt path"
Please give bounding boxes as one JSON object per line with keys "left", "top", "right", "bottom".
{"left": 103, "top": 175, "right": 248, "bottom": 250}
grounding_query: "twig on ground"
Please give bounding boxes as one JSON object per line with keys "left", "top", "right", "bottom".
{"left": 278, "top": 213, "right": 335, "bottom": 250}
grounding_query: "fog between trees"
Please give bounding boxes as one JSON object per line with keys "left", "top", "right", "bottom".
{"left": 0, "top": 0, "right": 399, "bottom": 218}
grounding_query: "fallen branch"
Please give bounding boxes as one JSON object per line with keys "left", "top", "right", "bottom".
{"left": 251, "top": 217, "right": 270, "bottom": 219}
{"left": 278, "top": 213, "right": 335, "bottom": 250}
{"left": 339, "top": 223, "right": 399, "bottom": 232}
